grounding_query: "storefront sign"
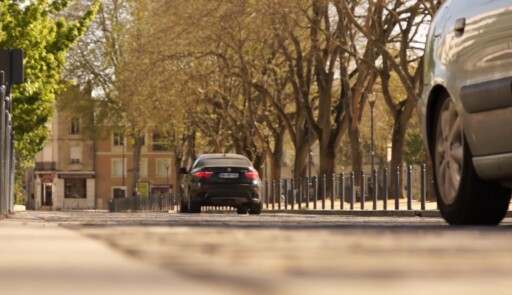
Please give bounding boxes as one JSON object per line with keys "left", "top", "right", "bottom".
{"left": 39, "top": 174, "right": 53, "bottom": 183}
{"left": 136, "top": 181, "right": 150, "bottom": 197}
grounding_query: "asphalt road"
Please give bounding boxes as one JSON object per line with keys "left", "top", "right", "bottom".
{"left": 12, "top": 211, "right": 512, "bottom": 295}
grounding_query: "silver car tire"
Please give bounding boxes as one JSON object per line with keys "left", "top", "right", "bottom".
{"left": 433, "top": 95, "right": 511, "bottom": 225}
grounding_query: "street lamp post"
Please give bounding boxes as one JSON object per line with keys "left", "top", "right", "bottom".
{"left": 369, "top": 92, "right": 377, "bottom": 173}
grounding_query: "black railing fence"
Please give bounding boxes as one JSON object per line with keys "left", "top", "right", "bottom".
{"left": 108, "top": 193, "right": 174, "bottom": 213}
{"left": 262, "top": 164, "right": 436, "bottom": 211}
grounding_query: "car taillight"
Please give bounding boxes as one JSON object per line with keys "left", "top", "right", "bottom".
{"left": 194, "top": 171, "right": 213, "bottom": 178}
{"left": 245, "top": 169, "right": 259, "bottom": 179}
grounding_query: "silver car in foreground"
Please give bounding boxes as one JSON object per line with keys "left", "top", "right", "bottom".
{"left": 419, "top": 0, "right": 512, "bottom": 225}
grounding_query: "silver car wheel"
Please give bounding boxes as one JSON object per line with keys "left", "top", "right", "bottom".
{"left": 435, "top": 98, "right": 463, "bottom": 205}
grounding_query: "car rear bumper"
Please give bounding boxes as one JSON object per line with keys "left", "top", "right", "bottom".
{"left": 191, "top": 184, "right": 261, "bottom": 206}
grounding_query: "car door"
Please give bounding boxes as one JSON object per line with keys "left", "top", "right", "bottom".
{"left": 443, "top": 0, "right": 512, "bottom": 156}
{"left": 445, "top": 0, "right": 512, "bottom": 84}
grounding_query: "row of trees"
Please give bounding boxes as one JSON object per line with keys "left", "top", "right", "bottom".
{"left": 61, "top": 0, "right": 441, "bottom": 197}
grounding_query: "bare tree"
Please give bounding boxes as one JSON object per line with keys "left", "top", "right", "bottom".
{"left": 342, "top": 0, "right": 442, "bottom": 197}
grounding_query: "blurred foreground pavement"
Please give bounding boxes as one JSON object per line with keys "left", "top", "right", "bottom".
{"left": 0, "top": 211, "right": 239, "bottom": 295}
{"left": 2, "top": 210, "right": 512, "bottom": 295}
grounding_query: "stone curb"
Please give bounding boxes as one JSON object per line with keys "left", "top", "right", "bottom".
{"left": 262, "top": 209, "right": 442, "bottom": 218}
{"left": 262, "top": 209, "right": 512, "bottom": 218}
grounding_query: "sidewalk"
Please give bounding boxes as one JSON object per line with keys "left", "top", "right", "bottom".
{"left": 0, "top": 212, "right": 238, "bottom": 295}
{"left": 257, "top": 198, "right": 441, "bottom": 217}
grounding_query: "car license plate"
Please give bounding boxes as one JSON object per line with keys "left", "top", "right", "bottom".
{"left": 219, "top": 173, "right": 238, "bottom": 178}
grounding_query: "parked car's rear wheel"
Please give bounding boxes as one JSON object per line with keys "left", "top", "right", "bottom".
{"left": 189, "top": 201, "right": 201, "bottom": 213}
{"left": 249, "top": 203, "right": 262, "bottom": 215}
{"left": 433, "top": 95, "right": 511, "bottom": 225}
{"left": 237, "top": 206, "right": 248, "bottom": 214}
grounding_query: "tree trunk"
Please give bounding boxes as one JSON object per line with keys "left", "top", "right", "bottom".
{"left": 171, "top": 129, "right": 187, "bottom": 199}
{"left": 267, "top": 129, "right": 284, "bottom": 200}
{"left": 172, "top": 153, "right": 183, "bottom": 196}
{"left": 293, "top": 133, "right": 310, "bottom": 189}
{"left": 318, "top": 140, "right": 336, "bottom": 198}
{"left": 348, "top": 125, "right": 363, "bottom": 186}
{"left": 252, "top": 151, "right": 265, "bottom": 175}
{"left": 389, "top": 125, "right": 405, "bottom": 200}
{"left": 388, "top": 99, "right": 416, "bottom": 199}
{"left": 268, "top": 152, "right": 282, "bottom": 203}
{"left": 130, "top": 134, "right": 145, "bottom": 196}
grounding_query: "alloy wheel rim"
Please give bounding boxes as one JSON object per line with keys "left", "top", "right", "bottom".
{"left": 435, "top": 98, "right": 464, "bottom": 205}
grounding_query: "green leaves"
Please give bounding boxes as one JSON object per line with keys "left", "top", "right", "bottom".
{"left": 0, "top": 0, "right": 99, "bottom": 167}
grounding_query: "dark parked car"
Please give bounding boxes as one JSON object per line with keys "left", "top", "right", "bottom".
{"left": 419, "top": 0, "right": 512, "bottom": 224}
{"left": 179, "top": 153, "right": 262, "bottom": 214}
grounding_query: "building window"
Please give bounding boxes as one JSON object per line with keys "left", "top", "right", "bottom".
{"left": 113, "top": 132, "right": 125, "bottom": 146}
{"left": 112, "top": 187, "right": 126, "bottom": 199}
{"left": 156, "top": 159, "right": 170, "bottom": 177}
{"left": 64, "top": 178, "right": 86, "bottom": 198}
{"left": 70, "top": 146, "right": 81, "bottom": 164}
{"left": 140, "top": 158, "right": 148, "bottom": 177}
{"left": 70, "top": 117, "right": 80, "bottom": 134}
{"left": 152, "top": 132, "right": 169, "bottom": 151}
{"left": 112, "top": 159, "right": 126, "bottom": 177}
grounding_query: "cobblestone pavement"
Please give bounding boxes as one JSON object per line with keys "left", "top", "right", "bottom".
{"left": 11, "top": 211, "right": 512, "bottom": 295}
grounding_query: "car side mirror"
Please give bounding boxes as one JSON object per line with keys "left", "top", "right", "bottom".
{"left": 179, "top": 167, "right": 188, "bottom": 174}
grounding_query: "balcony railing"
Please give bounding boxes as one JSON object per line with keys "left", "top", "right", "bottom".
{"left": 35, "top": 161, "right": 56, "bottom": 171}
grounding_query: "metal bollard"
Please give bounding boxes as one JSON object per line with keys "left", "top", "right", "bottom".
{"left": 313, "top": 176, "right": 318, "bottom": 209}
{"left": 407, "top": 165, "right": 412, "bottom": 210}
{"left": 383, "top": 168, "right": 388, "bottom": 210}
{"left": 421, "top": 164, "right": 426, "bottom": 211}
{"left": 350, "top": 171, "right": 355, "bottom": 210}
{"left": 360, "top": 171, "right": 365, "bottom": 210}
{"left": 395, "top": 166, "right": 400, "bottom": 210}
{"left": 278, "top": 179, "right": 282, "bottom": 210}
{"left": 265, "top": 180, "right": 269, "bottom": 209}
{"left": 291, "top": 178, "right": 295, "bottom": 210}
{"left": 322, "top": 174, "right": 326, "bottom": 210}
{"left": 298, "top": 177, "right": 302, "bottom": 209}
{"left": 306, "top": 177, "right": 310, "bottom": 209}
{"left": 340, "top": 173, "right": 345, "bottom": 210}
{"left": 372, "top": 169, "right": 377, "bottom": 210}
{"left": 331, "top": 173, "right": 335, "bottom": 210}
{"left": 272, "top": 180, "right": 276, "bottom": 210}
{"left": 284, "top": 178, "right": 288, "bottom": 211}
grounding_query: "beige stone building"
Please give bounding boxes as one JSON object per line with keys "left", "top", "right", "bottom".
{"left": 29, "top": 102, "right": 96, "bottom": 210}
{"left": 94, "top": 129, "right": 175, "bottom": 210}
{"left": 28, "top": 93, "right": 175, "bottom": 211}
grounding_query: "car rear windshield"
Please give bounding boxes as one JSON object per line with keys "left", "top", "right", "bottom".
{"left": 204, "top": 158, "right": 251, "bottom": 167}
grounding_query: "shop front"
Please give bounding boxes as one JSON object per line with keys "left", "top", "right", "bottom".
{"left": 56, "top": 173, "right": 96, "bottom": 210}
